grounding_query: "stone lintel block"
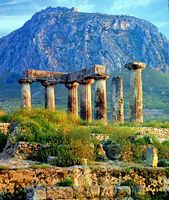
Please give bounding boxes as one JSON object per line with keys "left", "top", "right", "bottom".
{"left": 24, "top": 69, "right": 65, "bottom": 78}
{"left": 21, "top": 66, "right": 108, "bottom": 84}
{"left": 67, "top": 65, "right": 107, "bottom": 82}
{"left": 125, "top": 61, "right": 146, "bottom": 71}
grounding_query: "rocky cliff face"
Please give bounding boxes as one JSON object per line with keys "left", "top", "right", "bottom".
{"left": 0, "top": 7, "right": 169, "bottom": 74}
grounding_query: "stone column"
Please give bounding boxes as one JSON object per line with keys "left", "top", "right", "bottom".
{"left": 125, "top": 61, "right": 146, "bottom": 123}
{"left": 94, "top": 75, "right": 109, "bottom": 122}
{"left": 18, "top": 79, "right": 32, "bottom": 109}
{"left": 65, "top": 82, "right": 79, "bottom": 117}
{"left": 111, "top": 76, "right": 124, "bottom": 123}
{"left": 42, "top": 81, "right": 55, "bottom": 111}
{"left": 79, "top": 79, "right": 94, "bottom": 121}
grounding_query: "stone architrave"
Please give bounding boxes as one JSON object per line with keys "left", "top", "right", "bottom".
{"left": 111, "top": 76, "right": 124, "bottom": 123}
{"left": 18, "top": 79, "right": 32, "bottom": 109}
{"left": 125, "top": 61, "right": 146, "bottom": 123}
{"left": 65, "top": 82, "right": 79, "bottom": 117}
{"left": 94, "top": 75, "right": 109, "bottom": 122}
{"left": 79, "top": 79, "right": 94, "bottom": 121}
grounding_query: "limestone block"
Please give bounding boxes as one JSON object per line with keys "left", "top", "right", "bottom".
{"left": 115, "top": 186, "right": 131, "bottom": 198}
{"left": 146, "top": 146, "right": 158, "bottom": 167}
{"left": 46, "top": 187, "right": 73, "bottom": 199}
{"left": 47, "top": 156, "right": 57, "bottom": 165}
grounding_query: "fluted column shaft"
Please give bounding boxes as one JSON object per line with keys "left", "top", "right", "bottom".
{"left": 65, "top": 82, "right": 79, "bottom": 117}
{"left": 125, "top": 62, "right": 146, "bottom": 123}
{"left": 80, "top": 79, "right": 94, "bottom": 121}
{"left": 111, "top": 76, "right": 124, "bottom": 123}
{"left": 42, "top": 81, "right": 55, "bottom": 111}
{"left": 18, "top": 79, "right": 32, "bottom": 109}
{"left": 94, "top": 75, "right": 109, "bottom": 122}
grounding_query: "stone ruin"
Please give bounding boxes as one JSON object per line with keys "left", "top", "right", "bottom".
{"left": 18, "top": 65, "right": 109, "bottom": 122}
{"left": 18, "top": 61, "right": 146, "bottom": 123}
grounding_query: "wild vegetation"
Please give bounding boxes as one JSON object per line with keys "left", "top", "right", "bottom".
{"left": 0, "top": 108, "right": 169, "bottom": 167}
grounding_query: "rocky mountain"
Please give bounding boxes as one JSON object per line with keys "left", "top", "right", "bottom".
{"left": 0, "top": 7, "right": 169, "bottom": 74}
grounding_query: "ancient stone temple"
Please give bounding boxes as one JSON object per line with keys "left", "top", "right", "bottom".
{"left": 18, "top": 65, "right": 109, "bottom": 122}
{"left": 125, "top": 61, "right": 146, "bottom": 123}
{"left": 111, "top": 76, "right": 124, "bottom": 123}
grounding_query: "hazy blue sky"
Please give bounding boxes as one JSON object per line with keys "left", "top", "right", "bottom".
{"left": 0, "top": 0, "right": 169, "bottom": 39}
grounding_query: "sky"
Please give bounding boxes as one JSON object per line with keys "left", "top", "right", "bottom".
{"left": 0, "top": 0, "right": 169, "bottom": 39}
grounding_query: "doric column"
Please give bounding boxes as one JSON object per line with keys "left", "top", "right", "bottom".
{"left": 65, "top": 82, "right": 79, "bottom": 117}
{"left": 111, "top": 76, "right": 124, "bottom": 123}
{"left": 125, "top": 61, "right": 146, "bottom": 123}
{"left": 94, "top": 75, "right": 109, "bottom": 122}
{"left": 79, "top": 79, "right": 94, "bottom": 121}
{"left": 18, "top": 79, "right": 32, "bottom": 109}
{"left": 42, "top": 81, "right": 55, "bottom": 111}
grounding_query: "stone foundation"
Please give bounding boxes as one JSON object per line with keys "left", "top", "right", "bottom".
{"left": 0, "top": 165, "right": 168, "bottom": 198}
{"left": 0, "top": 123, "right": 10, "bottom": 134}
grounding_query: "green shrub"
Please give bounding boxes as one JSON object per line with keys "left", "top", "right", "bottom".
{"left": 36, "top": 126, "right": 95, "bottom": 167}
{"left": 57, "top": 177, "right": 74, "bottom": 187}
{"left": 0, "top": 132, "right": 7, "bottom": 152}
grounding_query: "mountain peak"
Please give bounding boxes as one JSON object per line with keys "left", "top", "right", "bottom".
{"left": 0, "top": 7, "right": 168, "bottom": 74}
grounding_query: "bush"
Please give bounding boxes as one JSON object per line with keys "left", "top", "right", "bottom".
{"left": 57, "top": 177, "right": 74, "bottom": 187}
{"left": 0, "top": 132, "right": 7, "bottom": 152}
{"left": 36, "top": 127, "right": 96, "bottom": 167}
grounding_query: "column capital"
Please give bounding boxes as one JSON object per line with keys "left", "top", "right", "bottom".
{"left": 94, "top": 74, "right": 109, "bottom": 81}
{"left": 41, "top": 81, "right": 55, "bottom": 87}
{"left": 78, "top": 78, "right": 94, "bottom": 85}
{"left": 18, "top": 78, "right": 32, "bottom": 84}
{"left": 125, "top": 61, "right": 146, "bottom": 71}
{"left": 65, "top": 81, "right": 79, "bottom": 89}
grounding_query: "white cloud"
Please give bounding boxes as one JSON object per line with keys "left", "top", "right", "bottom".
{"left": 0, "top": 0, "right": 30, "bottom": 6}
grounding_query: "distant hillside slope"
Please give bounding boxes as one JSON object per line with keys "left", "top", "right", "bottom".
{"left": 0, "top": 7, "right": 169, "bottom": 74}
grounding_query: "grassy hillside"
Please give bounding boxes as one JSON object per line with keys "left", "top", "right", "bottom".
{"left": 1, "top": 68, "right": 169, "bottom": 121}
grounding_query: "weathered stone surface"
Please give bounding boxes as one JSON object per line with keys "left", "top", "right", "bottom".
{"left": 103, "top": 140, "right": 122, "bottom": 160}
{"left": 46, "top": 187, "right": 73, "bottom": 199}
{"left": 22, "top": 65, "right": 106, "bottom": 84}
{"left": 146, "top": 146, "right": 158, "bottom": 167}
{"left": 25, "top": 69, "right": 64, "bottom": 79}
{"left": 4, "top": 141, "right": 42, "bottom": 159}
{"left": 65, "top": 82, "right": 79, "bottom": 116}
{"left": 0, "top": 166, "right": 168, "bottom": 197}
{"left": 0, "top": 123, "right": 10, "bottom": 134}
{"left": 42, "top": 81, "right": 55, "bottom": 111}
{"left": 47, "top": 156, "right": 57, "bottom": 165}
{"left": 80, "top": 79, "right": 94, "bottom": 121}
{"left": 111, "top": 76, "right": 124, "bottom": 123}
{"left": 28, "top": 188, "right": 47, "bottom": 200}
{"left": 18, "top": 79, "right": 32, "bottom": 108}
{"left": 115, "top": 186, "right": 131, "bottom": 198}
{"left": 94, "top": 76, "right": 109, "bottom": 122}
{"left": 126, "top": 61, "right": 146, "bottom": 123}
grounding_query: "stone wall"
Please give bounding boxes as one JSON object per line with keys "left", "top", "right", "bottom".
{"left": 0, "top": 123, "right": 10, "bottom": 134}
{"left": 0, "top": 166, "right": 168, "bottom": 198}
